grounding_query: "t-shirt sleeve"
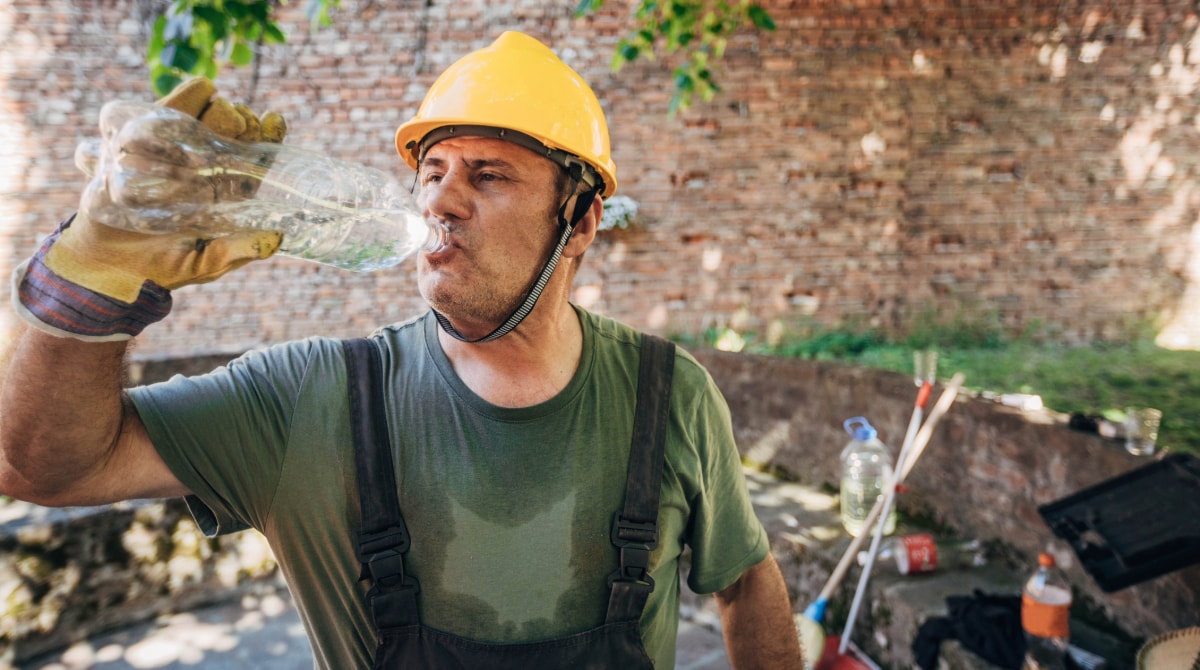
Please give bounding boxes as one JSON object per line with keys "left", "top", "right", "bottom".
{"left": 127, "top": 338, "right": 331, "bottom": 537}
{"left": 677, "top": 357, "right": 770, "bottom": 594}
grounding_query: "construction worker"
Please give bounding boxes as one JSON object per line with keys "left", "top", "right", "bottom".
{"left": 0, "top": 32, "right": 803, "bottom": 668}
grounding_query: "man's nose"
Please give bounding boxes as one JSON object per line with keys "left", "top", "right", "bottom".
{"left": 420, "top": 170, "right": 473, "bottom": 223}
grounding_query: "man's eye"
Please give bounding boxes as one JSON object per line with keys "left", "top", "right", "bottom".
{"left": 421, "top": 173, "right": 443, "bottom": 184}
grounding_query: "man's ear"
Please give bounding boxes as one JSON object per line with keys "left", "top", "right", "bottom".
{"left": 564, "top": 193, "right": 603, "bottom": 259}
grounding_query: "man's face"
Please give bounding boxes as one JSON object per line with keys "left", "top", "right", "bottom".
{"left": 415, "top": 135, "right": 563, "bottom": 334}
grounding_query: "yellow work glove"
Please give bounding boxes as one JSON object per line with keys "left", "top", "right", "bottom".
{"left": 13, "top": 76, "right": 288, "bottom": 341}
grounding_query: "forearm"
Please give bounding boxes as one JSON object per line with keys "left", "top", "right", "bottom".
{"left": 0, "top": 323, "right": 133, "bottom": 504}
{"left": 716, "top": 553, "right": 804, "bottom": 669}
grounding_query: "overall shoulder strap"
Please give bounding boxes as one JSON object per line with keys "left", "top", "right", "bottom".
{"left": 606, "top": 333, "right": 676, "bottom": 624}
{"left": 341, "top": 337, "right": 419, "bottom": 631}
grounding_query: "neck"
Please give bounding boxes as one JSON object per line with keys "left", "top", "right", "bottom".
{"left": 438, "top": 298, "right": 583, "bottom": 408}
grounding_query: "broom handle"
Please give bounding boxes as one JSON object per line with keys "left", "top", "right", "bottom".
{"left": 816, "top": 373, "right": 965, "bottom": 603}
{"left": 838, "top": 380, "right": 931, "bottom": 654}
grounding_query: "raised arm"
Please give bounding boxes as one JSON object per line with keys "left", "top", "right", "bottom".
{"left": 0, "top": 324, "right": 185, "bottom": 505}
{"left": 0, "top": 77, "right": 286, "bottom": 507}
{"left": 716, "top": 553, "right": 805, "bottom": 669}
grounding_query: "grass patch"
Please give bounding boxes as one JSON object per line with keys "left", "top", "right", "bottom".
{"left": 858, "top": 342, "right": 1199, "bottom": 454}
{"left": 698, "top": 326, "right": 1200, "bottom": 455}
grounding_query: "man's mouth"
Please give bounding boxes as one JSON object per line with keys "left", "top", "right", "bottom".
{"left": 424, "top": 218, "right": 453, "bottom": 254}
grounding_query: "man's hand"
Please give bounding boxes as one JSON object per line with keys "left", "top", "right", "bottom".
{"left": 158, "top": 75, "right": 287, "bottom": 143}
{"left": 13, "top": 77, "right": 287, "bottom": 341}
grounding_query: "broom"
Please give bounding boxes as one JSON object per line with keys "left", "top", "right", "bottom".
{"left": 799, "top": 373, "right": 964, "bottom": 668}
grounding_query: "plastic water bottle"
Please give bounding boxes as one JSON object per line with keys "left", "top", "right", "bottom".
{"left": 856, "top": 533, "right": 987, "bottom": 575}
{"left": 74, "top": 100, "right": 447, "bottom": 271}
{"left": 1021, "top": 552, "right": 1072, "bottom": 670}
{"left": 839, "top": 417, "right": 896, "bottom": 537}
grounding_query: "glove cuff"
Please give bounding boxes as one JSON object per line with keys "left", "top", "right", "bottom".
{"left": 13, "top": 218, "right": 173, "bottom": 341}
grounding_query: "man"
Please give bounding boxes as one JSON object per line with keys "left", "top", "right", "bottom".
{"left": 0, "top": 31, "right": 802, "bottom": 668}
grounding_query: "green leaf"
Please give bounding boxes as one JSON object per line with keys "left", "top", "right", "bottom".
{"left": 635, "top": 1, "right": 657, "bottom": 20}
{"left": 163, "top": 41, "right": 200, "bottom": 71}
{"left": 147, "top": 16, "right": 167, "bottom": 61}
{"left": 619, "top": 42, "right": 641, "bottom": 62}
{"left": 225, "top": 1, "right": 250, "bottom": 20}
{"left": 241, "top": 21, "right": 263, "bottom": 41}
{"left": 192, "top": 6, "right": 226, "bottom": 32}
{"left": 153, "top": 70, "right": 183, "bottom": 97}
{"left": 575, "top": 0, "right": 606, "bottom": 16}
{"left": 230, "top": 41, "right": 254, "bottom": 66}
{"left": 748, "top": 5, "right": 776, "bottom": 30}
{"left": 610, "top": 48, "right": 627, "bottom": 72}
{"left": 711, "top": 37, "right": 727, "bottom": 58}
{"left": 199, "top": 16, "right": 229, "bottom": 44}
{"left": 674, "top": 70, "right": 694, "bottom": 92}
{"left": 247, "top": 0, "right": 272, "bottom": 22}
{"left": 264, "top": 23, "right": 287, "bottom": 44}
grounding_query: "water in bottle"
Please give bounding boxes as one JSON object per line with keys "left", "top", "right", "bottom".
{"left": 1022, "top": 552, "right": 1072, "bottom": 670}
{"left": 839, "top": 417, "right": 896, "bottom": 537}
{"left": 75, "top": 100, "right": 447, "bottom": 271}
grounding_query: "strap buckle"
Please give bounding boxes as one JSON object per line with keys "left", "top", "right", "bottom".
{"left": 361, "top": 548, "right": 420, "bottom": 592}
{"left": 607, "top": 514, "right": 658, "bottom": 588}
{"left": 359, "top": 523, "right": 410, "bottom": 557}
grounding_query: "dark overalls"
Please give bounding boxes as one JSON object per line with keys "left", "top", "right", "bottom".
{"left": 342, "top": 335, "right": 676, "bottom": 669}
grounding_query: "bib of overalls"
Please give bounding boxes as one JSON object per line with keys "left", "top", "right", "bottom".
{"left": 342, "top": 335, "right": 675, "bottom": 669}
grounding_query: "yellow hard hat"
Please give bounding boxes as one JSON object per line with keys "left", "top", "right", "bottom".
{"left": 395, "top": 31, "right": 617, "bottom": 197}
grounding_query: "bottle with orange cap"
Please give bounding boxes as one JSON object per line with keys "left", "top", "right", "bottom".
{"left": 1021, "top": 551, "right": 1073, "bottom": 670}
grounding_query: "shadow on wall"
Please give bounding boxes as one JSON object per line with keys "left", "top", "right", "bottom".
{"left": 1111, "top": 40, "right": 1200, "bottom": 349}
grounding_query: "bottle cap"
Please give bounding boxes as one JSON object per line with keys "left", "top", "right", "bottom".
{"left": 1038, "top": 552, "right": 1055, "bottom": 567}
{"left": 843, "top": 416, "right": 877, "bottom": 441}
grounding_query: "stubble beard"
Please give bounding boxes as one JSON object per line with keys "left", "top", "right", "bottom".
{"left": 419, "top": 197, "right": 565, "bottom": 332}
{"left": 423, "top": 270, "right": 532, "bottom": 328}
{"left": 418, "top": 238, "right": 544, "bottom": 331}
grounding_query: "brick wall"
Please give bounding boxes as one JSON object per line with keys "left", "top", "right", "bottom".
{"left": 3, "top": 0, "right": 1200, "bottom": 358}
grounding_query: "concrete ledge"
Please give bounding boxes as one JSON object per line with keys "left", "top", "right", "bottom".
{"left": 691, "top": 348, "right": 1199, "bottom": 642}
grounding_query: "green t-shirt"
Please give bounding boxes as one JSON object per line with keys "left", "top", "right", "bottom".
{"left": 128, "top": 307, "right": 768, "bottom": 669}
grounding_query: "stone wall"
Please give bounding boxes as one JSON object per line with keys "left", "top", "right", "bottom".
{"left": 4, "top": 0, "right": 1200, "bottom": 358}
{"left": 0, "top": 498, "right": 279, "bottom": 666}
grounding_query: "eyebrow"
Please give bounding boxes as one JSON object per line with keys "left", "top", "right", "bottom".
{"left": 420, "top": 155, "right": 518, "bottom": 171}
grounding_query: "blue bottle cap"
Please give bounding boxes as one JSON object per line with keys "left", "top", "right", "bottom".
{"left": 843, "top": 416, "right": 877, "bottom": 441}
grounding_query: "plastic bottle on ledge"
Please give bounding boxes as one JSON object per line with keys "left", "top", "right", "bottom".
{"left": 856, "top": 533, "right": 987, "bottom": 575}
{"left": 74, "top": 100, "right": 447, "bottom": 271}
{"left": 1021, "top": 552, "right": 1072, "bottom": 670}
{"left": 839, "top": 416, "right": 896, "bottom": 538}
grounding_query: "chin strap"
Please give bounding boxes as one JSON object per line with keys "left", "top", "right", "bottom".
{"left": 434, "top": 166, "right": 599, "bottom": 343}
